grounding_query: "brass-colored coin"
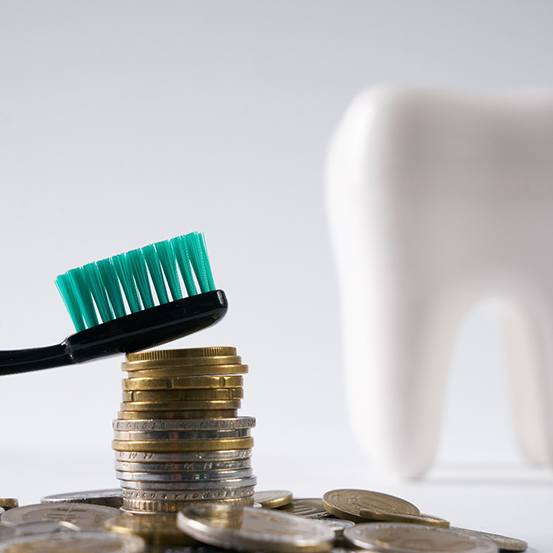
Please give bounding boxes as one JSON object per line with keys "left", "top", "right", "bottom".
{"left": 123, "top": 375, "right": 243, "bottom": 391}
{"left": 126, "top": 347, "right": 237, "bottom": 361}
{"left": 0, "top": 531, "right": 145, "bottom": 553}
{"left": 117, "top": 409, "right": 238, "bottom": 420}
{"left": 451, "top": 527, "right": 528, "bottom": 552}
{"left": 177, "top": 504, "right": 334, "bottom": 553}
{"left": 343, "top": 523, "right": 497, "bottom": 553}
{"left": 322, "top": 489, "right": 419, "bottom": 522}
{"left": 254, "top": 490, "right": 293, "bottom": 509}
{"left": 0, "top": 499, "right": 18, "bottom": 511}
{"left": 359, "top": 508, "right": 450, "bottom": 527}
{"left": 123, "top": 357, "right": 243, "bottom": 371}
{"left": 124, "top": 365, "right": 248, "bottom": 377}
{"left": 112, "top": 437, "right": 254, "bottom": 452}
{"left": 123, "top": 388, "right": 243, "bottom": 402}
{"left": 281, "top": 499, "right": 330, "bottom": 519}
{"left": 105, "top": 513, "right": 196, "bottom": 546}
{"left": 119, "top": 400, "right": 241, "bottom": 411}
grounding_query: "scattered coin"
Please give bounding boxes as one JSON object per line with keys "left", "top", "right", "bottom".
{"left": 282, "top": 499, "right": 331, "bottom": 519}
{"left": 41, "top": 489, "right": 123, "bottom": 508}
{"left": 323, "top": 489, "right": 420, "bottom": 522}
{"left": 177, "top": 503, "right": 334, "bottom": 553}
{"left": 0, "top": 521, "right": 79, "bottom": 540}
{"left": 105, "top": 513, "right": 196, "bottom": 546}
{"left": 359, "top": 508, "right": 450, "bottom": 528}
{"left": 0, "top": 530, "right": 145, "bottom": 552}
{"left": 451, "top": 527, "right": 528, "bottom": 552}
{"left": 343, "top": 523, "right": 497, "bottom": 553}
{"left": 1, "top": 503, "right": 121, "bottom": 531}
{"left": 0, "top": 499, "right": 18, "bottom": 511}
{"left": 316, "top": 518, "right": 355, "bottom": 537}
{"left": 254, "top": 490, "right": 293, "bottom": 509}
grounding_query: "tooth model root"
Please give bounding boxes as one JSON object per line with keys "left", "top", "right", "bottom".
{"left": 326, "top": 87, "right": 553, "bottom": 478}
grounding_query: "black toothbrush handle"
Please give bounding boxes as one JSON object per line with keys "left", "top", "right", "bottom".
{"left": 0, "top": 290, "right": 228, "bottom": 376}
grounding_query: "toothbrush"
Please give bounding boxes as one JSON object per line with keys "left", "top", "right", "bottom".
{"left": 0, "top": 232, "right": 227, "bottom": 376}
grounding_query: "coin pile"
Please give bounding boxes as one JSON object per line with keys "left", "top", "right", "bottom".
{"left": 112, "top": 347, "right": 256, "bottom": 514}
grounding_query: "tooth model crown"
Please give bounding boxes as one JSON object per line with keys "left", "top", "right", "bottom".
{"left": 326, "top": 87, "right": 553, "bottom": 478}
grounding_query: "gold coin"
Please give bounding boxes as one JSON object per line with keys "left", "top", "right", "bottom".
{"left": 123, "top": 375, "right": 244, "bottom": 391}
{"left": 112, "top": 437, "right": 254, "bottom": 452}
{"left": 123, "top": 388, "right": 243, "bottom": 402}
{"left": 127, "top": 347, "right": 237, "bottom": 361}
{"left": 124, "top": 365, "right": 248, "bottom": 377}
{"left": 120, "top": 400, "right": 241, "bottom": 411}
{"left": 322, "top": 489, "right": 420, "bottom": 522}
{"left": 0, "top": 498, "right": 19, "bottom": 510}
{"left": 281, "top": 499, "right": 330, "bottom": 519}
{"left": 105, "top": 512, "right": 195, "bottom": 546}
{"left": 117, "top": 409, "right": 238, "bottom": 420}
{"left": 359, "top": 508, "right": 450, "bottom": 527}
{"left": 123, "top": 357, "right": 243, "bottom": 371}
{"left": 254, "top": 490, "right": 293, "bottom": 509}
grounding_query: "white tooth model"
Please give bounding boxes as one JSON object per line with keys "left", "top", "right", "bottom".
{"left": 326, "top": 87, "right": 553, "bottom": 479}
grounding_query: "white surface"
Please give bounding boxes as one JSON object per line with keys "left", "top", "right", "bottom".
{"left": 0, "top": 0, "right": 552, "bottom": 547}
{"left": 326, "top": 88, "right": 553, "bottom": 478}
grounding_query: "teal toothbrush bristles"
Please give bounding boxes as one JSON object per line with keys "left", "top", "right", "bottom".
{"left": 56, "top": 232, "right": 216, "bottom": 332}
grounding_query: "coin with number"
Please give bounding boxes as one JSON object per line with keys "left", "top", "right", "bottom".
{"left": 105, "top": 513, "right": 196, "bottom": 546}
{"left": 0, "top": 530, "right": 145, "bottom": 553}
{"left": 177, "top": 503, "right": 334, "bottom": 553}
{"left": 343, "top": 523, "right": 497, "bottom": 553}
{"left": 41, "top": 489, "right": 122, "bottom": 508}
{"left": 359, "top": 508, "right": 449, "bottom": 528}
{"left": 1, "top": 503, "right": 121, "bottom": 531}
{"left": 451, "top": 527, "right": 527, "bottom": 552}
{"left": 282, "top": 499, "right": 331, "bottom": 519}
{"left": 323, "top": 490, "right": 419, "bottom": 522}
{"left": 254, "top": 490, "right": 293, "bottom": 509}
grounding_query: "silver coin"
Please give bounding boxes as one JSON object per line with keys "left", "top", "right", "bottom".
{"left": 41, "top": 489, "right": 122, "bottom": 508}
{"left": 121, "top": 486, "right": 256, "bottom": 501}
{"left": 343, "top": 523, "right": 497, "bottom": 553}
{"left": 316, "top": 518, "right": 355, "bottom": 536}
{"left": 0, "top": 530, "right": 145, "bottom": 552}
{"left": 119, "top": 475, "right": 257, "bottom": 491}
{"left": 1, "top": 503, "right": 121, "bottom": 531}
{"left": 113, "top": 428, "right": 251, "bottom": 441}
{"left": 451, "top": 527, "right": 527, "bottom": 552}
{"left": 113, "top": 417, "right": 256, "bottom": 432}
{"left": 177, "top": 504, "right": 335, "bottom": 553}
{"left": 116, "top": 467, "right": 253, "bottom": 482}
{"left": 282, "top": 499, "right": 331, "bottom": 519}
{"left": 0, "top": 521, "right": 79, "bottom": 540}
{"left": 115, "top": 449, "right": 252, "bottom": 463}
{"left": 115, "top": 458, "right": 251, "bottom": 473}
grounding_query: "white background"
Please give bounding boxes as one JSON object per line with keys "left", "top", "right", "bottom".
{"left": 1, "top": 1, "right": 552, "bottom": 550}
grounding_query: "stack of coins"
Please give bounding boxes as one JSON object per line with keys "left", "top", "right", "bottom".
{"left": 112, "top": 347, "right": 256, "bottom": 514}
